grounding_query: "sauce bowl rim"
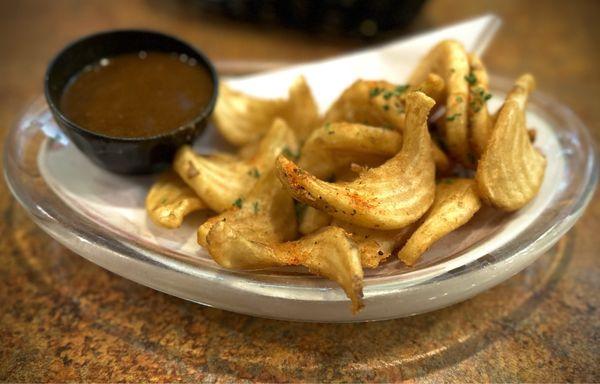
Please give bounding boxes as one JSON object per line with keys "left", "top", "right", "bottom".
{"left": 44, "top": 28, "right": 219, "bottom": 143}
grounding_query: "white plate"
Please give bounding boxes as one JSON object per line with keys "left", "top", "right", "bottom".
{"left": 4, "top": 16, "right": 597, "bottom": 321}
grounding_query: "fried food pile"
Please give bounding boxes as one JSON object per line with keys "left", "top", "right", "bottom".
{"left": 146, "top": 40, "right": 546, "bottom": 313}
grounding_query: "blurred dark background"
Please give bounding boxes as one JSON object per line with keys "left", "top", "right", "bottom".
{"left": 161, "top": 0, "right": 428, "bottom": 38}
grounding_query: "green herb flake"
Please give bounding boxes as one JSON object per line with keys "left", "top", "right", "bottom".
{"left": 159, "top": 197, "right": 168, "bottom": 204}
{"left": 294, "top": 202, "right": 306, "bottom": 220}
{"left": 253, "top": 201, "right": 259, "bottom": 214}
{"left": 233, "top": 198, "right": 243, "bottom": 208}
{"left": 464, "top": 73, "right": 477, "bottom": 85}
{"left": 369, "top": 87, "right": 383, "bottom": 98}
{"left": 247, "top": 167, "right": 260, "bottom": 178}
{"left": 441, "top": 178, "right": 455, "bottom": 185}
{"left": 383, "top": 104, "right": 390, "bottom": 111}
{"left": 282, "top": 146, "right": 299, "bottom": 160}
{"left": 484, "top": 93, "right": 492, "bottom": 101}
{"left": 395, "top": 84, "right": 409, "bottom": 94}
{"left": 446, "top": 113, "right": 461, "bottom": 122}
{"left": 382, "top": 91, "right": 394, "bottom": 100}
{"left": 455, "top": 96, "right": 463, "bottom": 103}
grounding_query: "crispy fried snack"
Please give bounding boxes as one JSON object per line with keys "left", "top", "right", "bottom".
{"left": 324, "top": 80, "right": 399, "bottom": 127}
{"left": 475, "top": 74, "right": 546, "bottom": 211}
{"left": 276, "top": 91, "right": 436, "bottom": 230}
{"left": 199, "top": 171, "right": 364, "bottom": 312}
{"left": 413, "top": 73, "right": 447, "bottom": 105}
{"left": 174, "top": 118, "right": 298, "bottom": 213}
{"left": 467, "top": 54, "right": 494, "bottom": 158}
{"left": 299, "top": 121, "right": 451, "bottom": 178}
{"left": 213, "top": 76, "right": 319, "bottom": 146}
{"left": 398, "top": 178, "right": 482, "bottom": 266}
{"left": 324, "top": 74, "right": 445, "bottom": 131}
{"left": 145, "top": 172, "right": 207, "bottom": 229}
{"left": 299, "top": 122, "right": 402, "bottom": 179}
{"left": 208, "top": 222, "right": 364, "bottom": 312}
{"left": 333, "top": 219, "right": 414, "bottom": 268}
{"left": 197, "top": 171, "right": 297, "bottom": 247}
{"left": 410, "top": 40, "right": 471, "bottom": 166}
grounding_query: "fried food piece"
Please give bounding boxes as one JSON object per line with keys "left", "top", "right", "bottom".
{"left": 324, "top": 80, "right": 399, "bottom": 127}
{"left": 197, "top": 171, "right": 297, "bottom": 247}
{"left": 276, "top": 91, "right": 436, "bottom": 230}
{"left": 213, "top": 76, "right": 319, "bottom": 146}
{"left": 475, "top": 74, "right": 546, "bottom": 211}
{"left": 299, "top": 122, "right": 402, "bottom": 179}
{"left": 398, "top": 178, "right": 482, "bottom": 266}
{"left": 174, "top": 118, "right": 298, "bottom": 213}
{"left": 413, "top": 73, "right": 446, "bottom": 105}
{"left": 145, "top": 172, "right": 207, "bottom": 229}
{"left": 467, "top": 54, "right": 494, "bottom": 158}
{"left": 299, "top": 206, "right": 332, "bottom": 235}
{"left": 208, "top": 223, "right": 364, "bottom": 312}
{"left": 410, "top": 40, "right": 471, "bottom": 166}
{"left": 324, "top": 74, "right": 445, "bottom": 131}
{"left": 333, "top": 219, "right": 414, "bottom": 268}
{"left": 300, "top": 121, "right": 451, "bottom": 179}
{"left": 199, "top": 171, "right": 364, "bottom": 312}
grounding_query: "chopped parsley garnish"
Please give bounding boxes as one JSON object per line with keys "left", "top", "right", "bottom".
{"left": 455, "top": 96, "right": 463, "bottom": 103}
{"left": 233, "top": 198, "right": 243, "bottom": 208}
{"left": 464, "top": 73, "right": 477, "bottom": 85}
{"left": 440, "top": 178, "right": 455, "bottom": 184}
{"left": 446, "top": 113, "right": 461, "bottom": 122}
{"left": 369, "top": 87, "right": 383, "bottom": 98}
{"left": 469, "top": 87, "right": 492, "bottom": 113}
{"left": 371, "top": 85, "right": 409, "bottom": 100}
{"left": 253, "top": 201, "right": 259, "bottom": 214}
{"left": 325, "top": 122, "right": 334, "bottom": 134}
{"left": 383, "top": 104, "right": 390, "bottom": 111}
{"left": 282, "top": 146, "right": 299, "bottom": 160}
{"left": 247, "top": 167, "right": 260, "bottom": 178}
{"left": 395, "top": 84, "right": 409, "bottom": 94}
{"left": 294, "top": 202, "right": 306, "bottom": 220}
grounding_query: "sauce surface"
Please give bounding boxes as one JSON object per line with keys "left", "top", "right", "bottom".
{"left": 60, "top": 52, "right": 213, "bottom": 138}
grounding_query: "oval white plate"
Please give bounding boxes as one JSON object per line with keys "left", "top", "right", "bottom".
{"left": 4, "top": 17, "right": 597, "bottom": 321}
{"left": 5, "top": 74, "right": 596, "bottom": 322}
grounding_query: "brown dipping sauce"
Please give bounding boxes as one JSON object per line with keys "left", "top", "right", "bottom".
{"left": 60, "top": 51, "right": 213, "bottom": 138}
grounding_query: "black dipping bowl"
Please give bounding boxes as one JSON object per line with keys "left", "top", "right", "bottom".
{"left": 45, "top": 30, "right": 218, "bottom": 174}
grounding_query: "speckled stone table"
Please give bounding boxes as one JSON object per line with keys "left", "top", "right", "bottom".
{"left": 1, "top": 0, "right": 598, "bottom": 382}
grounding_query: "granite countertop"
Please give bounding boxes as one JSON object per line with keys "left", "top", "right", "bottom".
{"left": 1, "top": 0, "right": 598, "bottom": 382}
